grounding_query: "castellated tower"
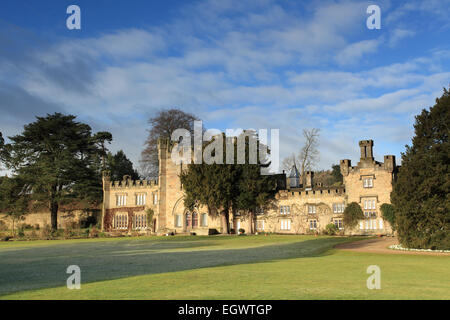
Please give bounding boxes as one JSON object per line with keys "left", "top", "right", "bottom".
{"left": 156, "top": 138, "right": 225, "bottom": 235}
{"left": 339, "top": 140, "right": 397, "bottom": 235}
{"left": 157, "top": 137, "right": 180, "bottom": 232}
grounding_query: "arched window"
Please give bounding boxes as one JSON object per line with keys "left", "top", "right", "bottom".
{"left": 174, "top": 214, "right": 182, "bottom": 228}
{"left": 192, "top": 212, "right": 198, "bottom": 228}
{"left": 200, "top": 213, "right": 208, "bottom": 227}
{"left": 185, "top": 212, "right": 191, "bottom": 227}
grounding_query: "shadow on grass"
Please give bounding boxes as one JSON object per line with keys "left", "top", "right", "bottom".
{"left": 0, "top": 237, "right": 353, "bottom": 296}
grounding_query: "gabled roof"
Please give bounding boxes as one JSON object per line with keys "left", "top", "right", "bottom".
{"left": 289, "top": 163, "right": 300, "bottom": 179}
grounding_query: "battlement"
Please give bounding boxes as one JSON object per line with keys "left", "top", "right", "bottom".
{"left": 110, "top": 179, "right": 158, "bottom": 189}
{"left": 340, "top": 140, "right": 397, "bottom": 175}
{"left": 278, "top": 186, "right": 346, "bottom": 199}
{"left": 103, "top": 172, "right": 158, "bottom": 190}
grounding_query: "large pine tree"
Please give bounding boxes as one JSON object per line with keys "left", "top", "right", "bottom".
{"left": 1, "top": 113, "right": 111, "bottom": 231}
{"left": 391, "top": 87, "right": 450, "bottom": 250}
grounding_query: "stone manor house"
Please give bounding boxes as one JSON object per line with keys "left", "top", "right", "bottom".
{"left": 101, "top": 139, "right": 397, "bottom": 236}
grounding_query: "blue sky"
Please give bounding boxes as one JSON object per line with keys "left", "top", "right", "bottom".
{"left": 0, "top": 0, "right": 449, "bottom": 173}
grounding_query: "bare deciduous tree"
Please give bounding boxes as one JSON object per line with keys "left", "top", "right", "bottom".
{"left": 140, "top": 108, "right": 200, "bottom": 178}
{"left": 298, "top": 128, "right": 320, "bottom": 182}
{"left": 281, "top": 154, "right": 300, "bottom": 173}
{"left": 280, "top": 128, "right": 320, "bottom": 185}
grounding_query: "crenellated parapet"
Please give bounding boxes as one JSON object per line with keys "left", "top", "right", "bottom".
{"left": 277, "top": 186, "right": 346, "bottom": 200}
{"left": 109, "top": 178, "right": 158, "bottom": 189}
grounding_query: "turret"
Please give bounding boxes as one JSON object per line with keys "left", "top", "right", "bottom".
{"left": 359, "top": 140, "right": 374, "bottom": 161}
{"left": 340, "top": 159, "right": 351, "bottom": 177}
{"left": 358, "top": 140, "right": 375, "bottom": 167}
{"left": 305, "top": 171, "right": 314, "bottom": 189}
{"left": 384, "top": 155, "right": 396, "bottom": 173}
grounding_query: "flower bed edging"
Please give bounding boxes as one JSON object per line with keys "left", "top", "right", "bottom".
{"left": 389, "top": 244, "right": 450, "bottom": 253}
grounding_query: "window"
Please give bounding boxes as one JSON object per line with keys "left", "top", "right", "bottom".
{"left": 363, "top": 177, "right": 374, "bottom": 188}
{"left": 333, "top": 203, "right": 345, "bottom": 213}
{"left": 256, "top": 220, "right": 265, "bottom": 231}
{"left": 280, "top": 219, "right": 291, "bottom": 230}
{"left": 363, "top": 199, "right": 376, "bottom": 210}
{"left": 309, "top": 220, "right": 317, "bottom": 230}
{"left": 114, "top": 213, "right": 128, "bottom": 230}
{"left": 153, "top": 193, "right": 158, "bottom": 205}
{"left": 308, "top": 205, "right": 316, "bottom": 214}
{"left": 372, "top": 220, "right": 377, "bottom": 230}
{"left": 364, "top": 211, "right": 377, "bottom": 218}
{"left": 200, "top": 213, "right": 208, "bottom": 227}
{"left": 334, "top": 219, "right": 343, "bottom": 230}
{"left": 279, "top": 206, "right": 290, "bottom": 215}
{"left": 133, "top": 213, "right": 147, "bottom": 230}
{"left": 192, "top": 212, "right": 198, "bottom": 228}
{"left": 116, "top": 194, "right": 127, "bottom": 206}
{"left": 361, "top": 219, "right": 378, "bottom": 230}
{"left": 135, "top": 193, "right": 146, "bottom": 206}
{"left": 175, "top": 214, "right": 182, "bottom": 228}
{"left": 255, "top": 207, "right": 264, "bottom": 215}
{"left": 363, "top": 199, "right": 377, "bottom": 219}
{"left": 185, "top": 212, "right": 191, "bottom": 227}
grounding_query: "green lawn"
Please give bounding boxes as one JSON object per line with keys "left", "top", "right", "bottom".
{"left": 0, "top": 235, "right": 448, "bottom": 300}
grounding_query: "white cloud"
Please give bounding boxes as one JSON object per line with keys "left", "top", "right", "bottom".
{"left": 335, "top": 39, "right": 381, "bottom": 65}
{"left": 388, "top": 28, "right": 415, "bottom": 47}
{"left": 1, "top": 0, "right": 449, "bottom": 172}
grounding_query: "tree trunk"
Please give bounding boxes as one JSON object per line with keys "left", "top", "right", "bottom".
{"left": 221, "top": 208, "right": 230, "bottom": 234}
{"left": 50, "top": 201, "right": 59, "bottom": 231}
{"left": 248, "top": 210, "right": 255, "bottom": 234}
{"left": 252, "top": 210, "right": 256, "bottom": 234}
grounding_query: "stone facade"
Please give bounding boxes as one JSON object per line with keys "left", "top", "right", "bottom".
{"left": 102, "top": 139, "right": 397, "bottom": 236}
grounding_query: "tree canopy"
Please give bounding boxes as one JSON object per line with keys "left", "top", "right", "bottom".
{"left": 380, "top": 203, "right": 395, "bottom": 231}
{"left": 180, "top": 131, "right": 277, "bottom": 234}
{"left": 391, "top": 87, "right": 450, "bottom": 250}
{"left": 141, "top": 108, "right": 200, "bottom": 178}
{"left": 0, "top": 176, "right": 31, "bottom": 235}
{"left": 106, "top": 150, "right": 140, "bottom": 181}
{"left": 331, "top": 164, "right": 343, "bottom": 185}
{"left": 0, "top": 113, "right": 111, "bottom": 230}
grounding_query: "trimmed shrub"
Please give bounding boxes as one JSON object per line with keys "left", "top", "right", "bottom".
{"left": 325, "top": 223, "right": 338, "bottom": 235}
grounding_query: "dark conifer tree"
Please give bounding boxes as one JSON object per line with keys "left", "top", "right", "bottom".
{"left": 1, "top": 113, "right": 111, "bottom": 231}
{"left": 391, "top": 87, "right": 450, "bottom": 249}
{"left": 106, "top": 150, "right": 140, "bottom": 181}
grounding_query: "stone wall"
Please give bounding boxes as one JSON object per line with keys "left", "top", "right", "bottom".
{"left": 0, "top": 209, "right": 101, "bottom": 230}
